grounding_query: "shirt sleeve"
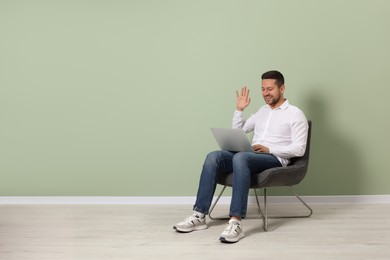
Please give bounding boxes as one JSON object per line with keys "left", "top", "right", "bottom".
{"left": 268, "top": 111, "right": 308, "bottom": 158}
{"left": 232, "top": 110, "right": 255, "bottom": 133}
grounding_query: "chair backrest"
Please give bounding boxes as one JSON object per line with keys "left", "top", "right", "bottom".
{"left": 289, "top": 120, "right": 312, "bottom": 168}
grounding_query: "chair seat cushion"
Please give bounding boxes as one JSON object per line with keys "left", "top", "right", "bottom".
{"left": 216, "top": 164, "right": 308, "bottom": 189}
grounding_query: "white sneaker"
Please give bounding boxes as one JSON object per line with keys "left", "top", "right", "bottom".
{"left": 173, "top": 212, "right": 208, "bottom": 233}
{"left": 219, "top": 219, "right": 245, "bottom": 243}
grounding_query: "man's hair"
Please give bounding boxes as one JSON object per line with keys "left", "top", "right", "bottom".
{"left": 261, "top": 70, "right": 284, "bottom": 87}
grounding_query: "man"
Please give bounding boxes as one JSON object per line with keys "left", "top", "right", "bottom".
{"left": 173, "top": 70, "right": 308, "bottom": 243}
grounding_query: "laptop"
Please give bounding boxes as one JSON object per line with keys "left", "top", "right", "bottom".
{"left": 210, "top": 128, "right": 254, "bottom": 152}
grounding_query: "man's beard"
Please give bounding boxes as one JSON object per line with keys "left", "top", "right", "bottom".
{"left": 264, "top": 95, "right": 280, "bottom": 106}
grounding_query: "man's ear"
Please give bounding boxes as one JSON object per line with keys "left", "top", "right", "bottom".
{"left": 280, "top": 84, "right": 285, "bottom": 93}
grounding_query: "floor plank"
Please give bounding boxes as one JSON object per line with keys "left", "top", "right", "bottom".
{"left": 0, "top": 204, "right": 389, "bottom": 259}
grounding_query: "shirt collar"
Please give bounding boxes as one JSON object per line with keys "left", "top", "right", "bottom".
{"left": 266, "top": 99, "right": 289, "bottom": 110}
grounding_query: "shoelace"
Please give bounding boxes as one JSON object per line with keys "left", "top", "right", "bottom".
{"left": 225, "top": 220, "right": 240, "bottom": 233}
{"left": 185, "top": 214, "right": 201, "bottom": 225}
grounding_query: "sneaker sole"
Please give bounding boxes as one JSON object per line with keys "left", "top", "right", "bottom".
{"left": 219, "top": 232, "right": 245, "bottom": 243}
{"left": 173, "top": 225, "right": 208, "bottom": 233}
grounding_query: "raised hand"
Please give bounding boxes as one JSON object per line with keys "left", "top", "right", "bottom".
{"left": 236, "top": 86, "right": 251, "bottom": 111}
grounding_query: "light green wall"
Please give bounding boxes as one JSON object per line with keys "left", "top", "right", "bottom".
{"left": 1, "top": 0, "right": 389, "bottom": 196}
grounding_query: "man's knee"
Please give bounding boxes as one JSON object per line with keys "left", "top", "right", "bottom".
{"left": 232, "top": 152, "right": 250, "bottom": 165}
{"left": 204, "top": 151, "right": 222, "bottom": 166}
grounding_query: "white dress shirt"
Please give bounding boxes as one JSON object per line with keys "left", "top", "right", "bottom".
{"left": 232, "top": 99, "right": 308, "bottom": 166}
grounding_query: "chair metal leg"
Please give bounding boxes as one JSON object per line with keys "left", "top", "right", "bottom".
{"left": 255, "top": 188, "right": 268, "bottom": 231}
{"left": 254, "top": 187, "right": 313, "bottom": 231}
{"left": 288, "top": 188, "right": 313, "bottom": 218}
{"left": 208, "top": 185, "right": 230, "bottom": 220}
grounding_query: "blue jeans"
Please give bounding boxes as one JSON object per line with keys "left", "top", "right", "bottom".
{"left": 193, "top": 150, "right": 282, "bottom": 218}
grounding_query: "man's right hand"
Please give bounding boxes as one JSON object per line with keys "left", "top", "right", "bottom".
{"left": 236, "top": 86, "right": 251, "bottom": 111}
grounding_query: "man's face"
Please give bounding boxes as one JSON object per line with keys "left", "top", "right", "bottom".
{"left": 261, "top": 79, "right": 285, "bottom": 108}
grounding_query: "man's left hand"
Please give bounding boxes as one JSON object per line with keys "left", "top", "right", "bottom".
{"left": 252, "top": 144, "right": 270, "bottom": 153}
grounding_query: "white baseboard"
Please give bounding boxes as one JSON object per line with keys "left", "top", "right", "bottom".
{"left": 1, "top": 195, "right": 390, "bottom": 205}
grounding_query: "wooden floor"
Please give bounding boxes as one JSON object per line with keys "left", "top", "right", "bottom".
{"left": 0, "top": 203, "right": 389, "bottom": 260}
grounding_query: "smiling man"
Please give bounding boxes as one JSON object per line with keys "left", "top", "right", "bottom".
{"left": 173, "top": 70, "right": 308, "bottom": 243}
